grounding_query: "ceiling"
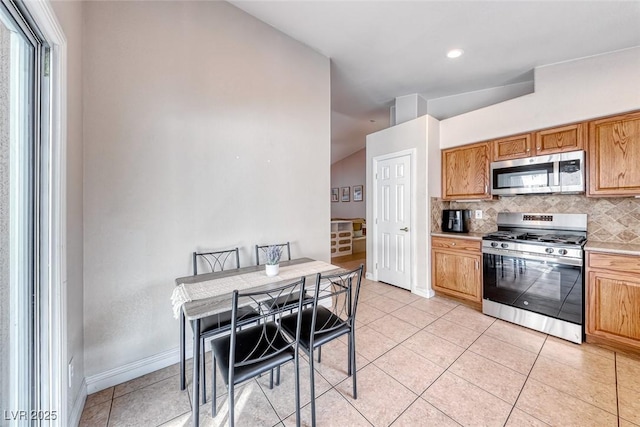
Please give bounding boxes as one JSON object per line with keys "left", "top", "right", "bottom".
{"left": 229, "top": 1, "right": 640, "bottom": 163}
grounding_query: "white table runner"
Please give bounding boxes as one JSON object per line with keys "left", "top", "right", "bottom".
{"left": 171, "top": 260, "right": 339, "bottom": 318}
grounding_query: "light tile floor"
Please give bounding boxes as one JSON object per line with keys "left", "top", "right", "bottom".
{"left": 80, "top": 255, "right": 640, "bottom": 426}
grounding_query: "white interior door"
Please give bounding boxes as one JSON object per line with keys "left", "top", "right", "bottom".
{"left": 375, "top": 153, "right": 411, "bottom": 289}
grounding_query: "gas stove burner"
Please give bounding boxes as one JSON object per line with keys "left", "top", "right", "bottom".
{"left": 485, "top": 231, "right": 526, "bottom": 240}
{"left": 534, "top": 234, "right": 586, "bottom": 245}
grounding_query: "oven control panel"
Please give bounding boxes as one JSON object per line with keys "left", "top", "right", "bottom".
{"left": 523, "top": 214, "right": 553, "bottom": 222}
{"left": 481, "top": 240, "right": 584, "bottom": 265}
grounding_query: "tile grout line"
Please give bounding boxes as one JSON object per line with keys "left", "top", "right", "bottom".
{"left": 417, "top": 319, "right": 504, "bottom": 426}
{"left": 503, "top": 334, "right": 549, "bottom": 426}
{"left": 524, "top": 344, "right": 622, "bottom": 419}
{"left": 329, "top": 292, "right": 443, "bottom": 426}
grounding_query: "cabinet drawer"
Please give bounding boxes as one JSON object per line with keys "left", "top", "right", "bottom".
{"left": 432, "top": 236, "right": 480, "bottom": 252}
{"left": 588, "top": 252, "right": 640, "bottom": 275}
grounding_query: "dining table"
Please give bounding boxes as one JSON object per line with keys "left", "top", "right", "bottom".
{"left": 171, "top": 257, "right": 341, "bottom": 426}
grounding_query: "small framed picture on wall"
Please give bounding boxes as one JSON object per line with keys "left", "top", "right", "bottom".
{"left": 341, "top": 186, "right": 350, "bottom": 202}
{"left": 353, "top": 185, "right": 363, "bottom": 202}
{"left": 331, "top": 187, "right": 339, "bottom": 202}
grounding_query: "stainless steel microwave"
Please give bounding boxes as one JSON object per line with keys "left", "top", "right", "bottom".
{"left": 490, "top": 150, "right": 585, "bottom": 196}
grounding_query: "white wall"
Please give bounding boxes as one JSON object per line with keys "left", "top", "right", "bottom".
{"left": 441, "top": 47, "right": 640, "bottom": 148}
{"left": 82, "top": 1, "right": 330, "bottom": 378}
{"left": 366, "top": 115, "right": 440, "bottom": 297}
{"left": 331, "top": 148, "right": 366, "bottom": 218}
{"left": 50, "top": 0, "right": 85, "bottom": 414}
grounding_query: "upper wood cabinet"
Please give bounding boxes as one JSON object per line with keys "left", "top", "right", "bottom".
{"left": 535, "top": 122, "right": 586, "bottom": 155}
{"left": 492, "top": 133, "right": 533, "bottom": 161}
{"left": 491, "top": 124, "right": 585, "bottom": 162}
{"left": 588, "top": 111, "right": 640, "bottom": 196}
{"left": 442, "top": 142, "right": 491, "bottom": 200}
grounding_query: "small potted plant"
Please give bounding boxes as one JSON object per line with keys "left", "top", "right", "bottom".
{"left": 264, "top": 245, "right": 282, "bottom": 277}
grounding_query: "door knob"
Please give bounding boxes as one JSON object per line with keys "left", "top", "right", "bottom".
{"left": 400, "top": 227, "right": 409, "bottom": 232}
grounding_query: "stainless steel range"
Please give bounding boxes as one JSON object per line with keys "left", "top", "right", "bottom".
{"left": 482, "top": 212, "right": 587, "bottom": 344}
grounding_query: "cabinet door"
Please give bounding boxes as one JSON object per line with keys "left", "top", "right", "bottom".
{"left": 588, "top": 111, "right": 640, "bottom": 196}
{"left": 534, "top": 123, "right": 585, "bottom": 155}
{"left": 492, "top": 133, "right": 532, "bottom": 161}
{"left": 431, "top": 249, "right": 481, "bottom": 303}
{"left": 587, "top": 270, "right": 640, "bottom": 349}
{"left": 442, "top": 142, "right": 490, "bottom": 200}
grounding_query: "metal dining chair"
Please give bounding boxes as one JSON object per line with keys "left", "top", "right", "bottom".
{"left": 210, "top": 277, "right": 306, "bottom": 427}
{"left": 254, "top": 242, "right": 310, "bottom": 312}
{"left": 179, "top": 248, "right": 259, "bottom": 404}
{"left": 279, "top": 264, "right": 364, "bottom": 427}
{"left": 255, "top": 242, "right": 292, "bottom": 265}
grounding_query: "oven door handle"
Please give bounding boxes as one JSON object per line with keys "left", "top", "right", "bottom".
{"left": 482, "top": 247, "right": 583, "bottom": 267}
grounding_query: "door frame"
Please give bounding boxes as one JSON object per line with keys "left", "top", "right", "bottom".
{"left": 22, "top": 1, "right": 68, "bottom": 425}
{"left": 371, "top": 148, "right": 417, "bottom": 291}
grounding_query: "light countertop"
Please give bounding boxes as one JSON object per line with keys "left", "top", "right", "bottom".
{"left": 431, "top": 231, "right": 485, "bottom": 241}
{"left": 584, "top": 241, "right": 640, "bottom": 257}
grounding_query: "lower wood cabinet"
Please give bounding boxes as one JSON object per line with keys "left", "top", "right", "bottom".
{"left": 586, "top": 251, "right": 640, "bottom": 352}
{"left": 431, "top": 236, "right": 482, "bottom": 303}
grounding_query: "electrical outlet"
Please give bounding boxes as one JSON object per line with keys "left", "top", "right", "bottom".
{"left": 475, "top": 210, "right": 483, "bottom": 219}
{"left": 68, "top": 357, "right": 74, "bottom": 386}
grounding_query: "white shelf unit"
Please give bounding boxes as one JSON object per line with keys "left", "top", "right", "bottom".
{"left": 330, "top": 220, "right": 353, "bottom": 257}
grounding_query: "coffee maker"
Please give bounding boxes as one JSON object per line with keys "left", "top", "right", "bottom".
{"left": 441, "top": 209, "right": 470, "bottom": 233}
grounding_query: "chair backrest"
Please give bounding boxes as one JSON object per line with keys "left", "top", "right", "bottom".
{"left": 193, "top": 248, "right": 240, "bottom": 275}
{"left": 229, "top": 277, "right": 306, "bottom": 368}
{"left": 255, "top": 242, "right": 291, "bottom": 265}
{"left": 310, "top": 264, "right": 364, "bottom": 339}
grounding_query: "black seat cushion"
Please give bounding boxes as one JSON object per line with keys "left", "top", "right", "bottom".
{"left": 280, "top": 306, "right": 351, "bottom": 350}
{"left": 211, "top": 323, "right": 295, "bottom": 385}
{"left": 196, "top": 306, "right": 259, "bottom": 337}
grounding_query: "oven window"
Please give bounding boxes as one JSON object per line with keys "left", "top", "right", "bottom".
{"left": 483, "top": 253, "right": 582, "bottom": 324}
{"left": 493, "top": 163, "right": 553, "bottom": 189}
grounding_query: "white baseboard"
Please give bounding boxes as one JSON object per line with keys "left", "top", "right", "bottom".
{"left": 69, "top": 379, "right": 87, "bottom": 427}
{"left": 85, "top": 346, "right": 193, "bottom": 394}
{"left": 413, "top": 287, "right": 435, "bottom": 299}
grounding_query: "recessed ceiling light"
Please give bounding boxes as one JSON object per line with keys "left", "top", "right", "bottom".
{"left": 447, "top": 49, "right": 464, "bottom": 59}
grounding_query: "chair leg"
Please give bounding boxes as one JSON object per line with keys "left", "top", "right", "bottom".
{"left": 229, "top": 382, "right": 235, "bottom": 427}
{"left": 347, "top": 334, "right": 352, "bottom": 376}
{"left": 201, "top": 338, "right": 207, "bottom": 404}
{"left": 212, "top": 352, "right": 217, "bottom": 416}
{"left": 309, "top": 348, "right": 317, "bottom": 427}
{"left": 317, "top": 346, "right": 322, "bottom": 363}
{"left": 351, "top": 331, "right": 357, "bottom": 399}
{"left": 269, "top": 369, "right": 274, "bottom": 389}
{"left": 180, "top": 311, "right": 186, "bottom": 390}
{"left": 276, "top": 366, "right": 281, "bottom": 386}
{"left": 294, "top": 356, "right": 301, "bottom": 427}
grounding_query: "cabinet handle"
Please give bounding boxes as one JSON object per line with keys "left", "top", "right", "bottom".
{"left": 526, "top": 148, "right": 530, "bottom": 152}
{"left": 475, "top": 260, "right": 479, "bottom": 270}
{"left": 451, "top": 242, "right": 456, "bottom": 246}
{"left": 537, "top": 146, "right": 541, "bottom": 150}
{"left": 485, "top": 185, "right": 488, "bottom": 193}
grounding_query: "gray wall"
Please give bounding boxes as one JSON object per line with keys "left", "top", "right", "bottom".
{"left": 366, "top": 115, "right": 440, "bottom": 297}
{"left": 82, "top": 1, "right": 331, "bottom": 377}
{"left": 50, "top": 0, "right": 85, "bottom": 410}
{"left": 331, "top": 148, "right": 366, "bottom": 218}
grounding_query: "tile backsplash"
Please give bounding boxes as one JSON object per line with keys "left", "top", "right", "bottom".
{"left": 431, "top": 195, "right": 640, "bottom": 244}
